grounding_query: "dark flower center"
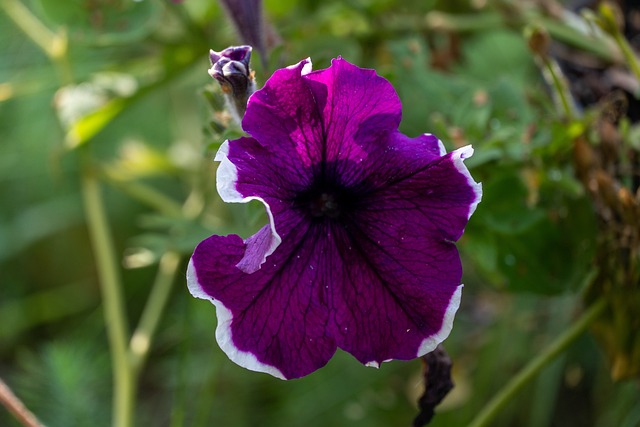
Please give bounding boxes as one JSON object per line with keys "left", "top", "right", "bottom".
{"left": 294, "top": 181, "right": 357, "bottom": 221}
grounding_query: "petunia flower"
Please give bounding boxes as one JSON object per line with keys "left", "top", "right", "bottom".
{"left": 188, "top": 57, "right": 482, "bottom": 380}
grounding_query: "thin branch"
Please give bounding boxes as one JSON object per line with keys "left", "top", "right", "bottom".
{"left": 467, "top": 298, "right": 607, "bottom": 427}
{"left": 130, "top": 251, "right": 182, "bottom": 376}
{"left": 0, "top": 378, "right": 45, "bottom": 427}
{"left": 80, "top": 154, "right": 134, "bottom": 427}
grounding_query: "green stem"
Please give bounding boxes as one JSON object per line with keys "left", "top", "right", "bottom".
{"left": 101, "top": 168, "right": 184, "bottom": 218}
{"left": 4, "top": 1, "right": 131, "bottom": 422}
{"left": 544, "top": 56, "right": 575, "bottom": 120}
{"left": 130, "top": 251, "right": 181, "bottom": 376}
{"left": 613, "top": 32, "right": 640, "bottom": 82}
{"left": 0, "top": 0, "right": 56, "bottom": 56}
{"left": 540, "top": 17, "right": 622, "bottom": 64}
{"left": 594, "top": 3, "right": 640, "bottom": 81}
{"left": 80, "top": 153, "right": 134, "bottom": 427}
{"left": 467, "top": 298, "right": 607, "bottom": 427}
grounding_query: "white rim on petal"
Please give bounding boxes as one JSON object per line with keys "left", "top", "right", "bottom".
{"left": 215, "top": 140, "right": 282, "bottom": 271}
{"left": 416, "top": 284, "right": 463, "bottom": 357}
{"left": 187, "top": 259, "right": 287, "bottom": 380}
{"left": 364, "top": 358, "right": 393, "bottom": 369}
{"left": 283, "top": 57, "right": 313, "bottom": 75}
{"left": 300, "top": 58, "right": 313, "bottom": 75}
{"left": 451, "top": 145, "right": 483, "bottom": 219}
{"left": 362, "top": 286, "right": 462, "bottom": 367}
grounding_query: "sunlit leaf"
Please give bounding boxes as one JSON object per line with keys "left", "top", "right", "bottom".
{"left": 65, "top": 97, "right": 126, "bottom": 149}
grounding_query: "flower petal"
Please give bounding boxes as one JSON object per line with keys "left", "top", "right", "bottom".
{"left": 303, "top": 57, "right": 402, "bottom": 164}
{"left": 336, "top": 132, "right": 446, "bottom": 192}
{"left": 324, "top": 222, "right": 463, "bottom": 366}
{"left": 188, "top": 222, "right": 338, "bottom": 380}
{"left": 241, "top": 59, "right": 325, "bottom": 169}
{"left": 358, "top": 142, "right": 482, "bottom": 242}
{"left": 323, "top": 139, "right": 480, "bottom": 365}
{"left": 214, "top": 138, "right": 283, "bottom": 273}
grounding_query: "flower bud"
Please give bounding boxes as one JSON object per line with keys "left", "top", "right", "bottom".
{"left": 525, "top": 24, "right": 550, "bottom": 59}
{"left": 209, "top": 45, "right": 256, "bottom": 125}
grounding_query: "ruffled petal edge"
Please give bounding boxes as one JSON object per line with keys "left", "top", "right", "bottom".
{"left": 187, "top": 258, "right": 287, "bottom": 379}
{"left": 452, "top": 145, "right": 483, "bottom": 219}
{"left": 416, "top": 284, "right": 463, "bottom": 357}
{"left": 215, "top": 140, "right": 282, "bottom": 273}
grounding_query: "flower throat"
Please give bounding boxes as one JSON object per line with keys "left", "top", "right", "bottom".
{"left": 294, "top": 180, "right": 357, "bottom": 221}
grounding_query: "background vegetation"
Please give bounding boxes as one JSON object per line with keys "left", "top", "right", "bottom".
{"left": 1, "top": 0, "right": 638, "bottom": 426}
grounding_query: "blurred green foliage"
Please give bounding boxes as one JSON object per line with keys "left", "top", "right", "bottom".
{"left": 1, "top": 0, "right": 638, "bottom": 426}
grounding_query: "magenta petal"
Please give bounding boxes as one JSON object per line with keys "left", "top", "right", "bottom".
{"left": 324, "top": 138, "right": 477, "bottom": 365}
{"left": 304, "top": 57, "right": 402, "bottom": 163}
{"left": 360, "top": 142, "right": 482, "bottom": 242}
{"left": 242, "top": 60, "right": 324, "bottom": 169}
{"left": 216, "top": 135, "right": 312, "bottom": 273}
{"left": 188, "top": 224, "right": 337, "bottom": 380}
{"left": 326, "top": 224, "right": 463, "bottom": 366}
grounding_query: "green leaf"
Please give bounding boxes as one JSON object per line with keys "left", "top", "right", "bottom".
{"left": 480, "top": 170, "right": 545, "bottom": 234}
{"left": 468, "top": 196, "right": 596, "bottom": 294}
{"left": 457, "top": 29, "right": 536, "bottom": 86}
{"left": 65, "top": 96, "right": 126, "bottom": 149}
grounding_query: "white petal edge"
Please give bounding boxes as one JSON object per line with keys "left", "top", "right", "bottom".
{"left": 363, "top": 285, "right": 462, "bottom": 367}
{"left": 215, "top": 140, "right": 282, "bottom": 270}
{"left": 451, "top": 145, "right": 483, "bottom": 219}
{"left": 301, "top": 58, "right": 313, "bottom": 75}
{"left": 416, "top": 284, "right": 463, "bottom": 357}
{"left": 364, "top": 358, "right": 392, "bottom": 369}
{"left": 187, "top": 259, "right": 286, "bottom": 380}
{"left": 283, "top": 57, "right": 313, "bottom": 75}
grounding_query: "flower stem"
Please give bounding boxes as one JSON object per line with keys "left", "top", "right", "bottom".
{"left": 130, "top": 251, "right": 181, "bottom": 376}
{"left": 613, "top": 31, "right": 640, "bottom": 82}
{"left": 80, "top": 152, "right": 134, "bottom": 427}
{"left": 100, "top": 168, "right": 184, "bottom": 218}
{"left": 0, "top": 0, "right": 56, "bottom": 56}
{"left": 467, "top": 298, "right": 607, "bottom": 427}
{"left": 593, "top": 2, "right": 640, "bottom": 82}
{"left": 0, "top": 377, "right": 44, "bottom": 427}
{"left": 543, "top": 56, "right": 575, "bottom": 120}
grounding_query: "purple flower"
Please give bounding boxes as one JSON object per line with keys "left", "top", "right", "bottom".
{"left": 188, "top": 57, "right": 482, "bottom": 380}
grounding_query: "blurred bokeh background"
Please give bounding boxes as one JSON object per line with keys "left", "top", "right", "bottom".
{"left": 1, "top": 0, "right": 639, "bottom": 426}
